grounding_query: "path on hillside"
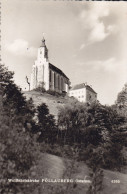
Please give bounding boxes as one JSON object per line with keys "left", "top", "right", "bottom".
{"left": 37, "top": 153, "right": 127, "bottom": 194}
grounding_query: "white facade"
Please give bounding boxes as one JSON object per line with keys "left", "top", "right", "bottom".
{"left": 69, "top": 83, "right": 97, "bottom": 103}
{"left": 69, "top": 88, "right": 86, "bottom": 102}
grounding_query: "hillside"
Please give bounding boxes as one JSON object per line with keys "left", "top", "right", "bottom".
{"left": 37, "top": 153, "right": 127, "bottom": 194}
{"left": 23, "top": 91, "right": 127, "bottom": 193}
{"left": 23, "top": 91, "right": 73, "bottom": 119}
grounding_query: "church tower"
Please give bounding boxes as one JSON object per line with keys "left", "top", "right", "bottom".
{"left": 30, "top": 37, "right": 50, "bottom": 90}
{"left": 30, "top": 37, "right": 70, "bottom": 93}
{"left": 38, "top": 37, "right": 48, "bottom": 62}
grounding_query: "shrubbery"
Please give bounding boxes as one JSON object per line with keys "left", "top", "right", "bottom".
{"left": 57, "top": 100, "right": 127, "bottom": 193}
{"left": 0, "top": 64, "right": 41, "bottom": 194}
{"left": 36, "top": 103, "right": 58, "bottom": 144}
{"left": 57, "top": 101, "right": 126, "bottom": 170}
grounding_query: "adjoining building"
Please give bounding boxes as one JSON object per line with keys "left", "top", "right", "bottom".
{"left": 30, "top": 38, "right": 70, "bottom": 93}
{"left": 69, "top": 83, "right": 97, "bottom": 103}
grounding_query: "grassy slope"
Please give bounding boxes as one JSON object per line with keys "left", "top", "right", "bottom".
{"left": 38, "top": 153, "right": 127, "bottom": 194}
{"left": 23, "top": 91, "right": 71, "bottom": 119}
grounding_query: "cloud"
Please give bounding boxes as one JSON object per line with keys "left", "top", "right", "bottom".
{"left": 79, "top": 4, "right": 115, "bottom": 45}
{"left": 84, "top": 57, "right": 117, "bottom": 73}
{"left": 84, "top": 57, "right": 126, "bottom": 78}
{"left": 89, "top": 22, "right": 108, "bottom": 43}
{"left": 102, "top": 58, "right": 116, "bottom": 72}
{"left": 79, "top": 43, "right": 86, "bottom": 50}
{"left": 5, "top": 39, "right": 37, "bottom": 58}
{"left": 107, "top": 25, "right": 116, "bottom": 33}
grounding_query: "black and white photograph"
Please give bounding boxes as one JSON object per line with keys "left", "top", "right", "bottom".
{"left": 0, "top": 0, "right": 127, "bottom": 193}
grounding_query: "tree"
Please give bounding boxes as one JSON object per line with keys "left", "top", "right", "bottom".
{"left": 115, "top": 83, "right": 127, "bottom": 117}
{"left": 58, "top": 100, "right": 126, "bottom": 170}
{"left": 0, "top": 64, "right": 41, "bottom": 193}
{"left": 0, "top": 64, "right": 14, "bottom": 83}
{"left": 36, "top": 103, "right": 57, "bottom": 144}
{"left": 87, "top": 167, "right": 103, "bottom": 194}
{"left": 0, "top": 64, "right": 37, "bottom": 135}
{"left": 0, "top": 87, "right": 41, "bottom": 194}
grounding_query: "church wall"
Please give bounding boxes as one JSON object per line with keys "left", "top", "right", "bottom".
{"left": 51, "top": 71, "right": 54, "bottom": 90}
{"left": 43, "top": 62, "right": 49, "bottom": 90}
{"left": 49, "top": 68, "right": 69, "bottom": 93}
{"left": 59, "top": 75, "right": 61, "bottom": 91}
{"left": 33, "top": 53, "right": 49, "bottom": 90}
{"left": 30, "top": 64, "right": 37, "bottom": 90}
{"left": 30, "top": 67, "right": 34, "bottom": 90}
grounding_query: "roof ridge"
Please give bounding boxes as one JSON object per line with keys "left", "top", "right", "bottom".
{"left": 49, "top": 63, "right": 69, "bottom": 79}
{"left": 70, "top": 83, "right": 97, "bottom": 94}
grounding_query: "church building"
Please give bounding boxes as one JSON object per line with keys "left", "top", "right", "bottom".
{"left": 30, "top": 38, "right": 70, "bottom": 93}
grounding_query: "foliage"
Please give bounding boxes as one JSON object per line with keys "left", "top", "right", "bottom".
{"left": 0, "top": 64, "right": 41, "bottom": 194}
{"left": 87, "top": 167, "right": 103, "bottom": 194}
{"left": 58, "top": 101, "right": 126, "bottom": 170}
{"left": 0, "top": 64, "right": 14, "bottom": 83}
{"left": 34, "top": 81, "right": 46, "bottom": 93}
{"left": 116, "top": 84, "right": 127, "bottom": 106}
{"left": 115, "top": 83, "right": 127, "bottom": 117}
{"left": 0, "top": 90, "right": 41, "bottom": 193}
{"left": 36, "top": 103, "right": 58, "bottom": 144}
{"left": 47, "top": 89, "right": 61, "bottom": 97}
{"left": 46, "top": 89, "right": 67, "bottom": 97}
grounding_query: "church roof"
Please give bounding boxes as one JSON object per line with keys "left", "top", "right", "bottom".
{"left": 49, "top": 63, "right": 69, "bottom": 80}
{"left": 70, "top": 83, "right": 97, "bottom": 94}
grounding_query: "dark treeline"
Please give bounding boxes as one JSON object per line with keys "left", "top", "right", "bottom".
{"left": 0, "top": 64, "right": 41, "bottom": 194}
{"left": 33, "top": 100, "right": 127, "bottom": 171}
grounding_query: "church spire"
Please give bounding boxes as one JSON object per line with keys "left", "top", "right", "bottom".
{"left": 41, "top": 37, "right": 46, "bottom": 47}
{"left": 39, "top": 35, "right": 48, "bottom": 60}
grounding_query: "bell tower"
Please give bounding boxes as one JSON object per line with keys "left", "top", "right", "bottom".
{"left": 38, "top": 37, "right": 48, "bottom": 61}
{"left": 31, "top": 36, "right": 50, "bottom": 91}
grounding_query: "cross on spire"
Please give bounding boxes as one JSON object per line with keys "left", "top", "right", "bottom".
{"left": 41, "top": 32, "right": 46, "bottom": 46}
{"left": 42, "top": 32, "right": 45, "bottom": 38}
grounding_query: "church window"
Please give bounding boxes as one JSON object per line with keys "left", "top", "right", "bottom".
{"left": 89, "top": 95, "right": 91, "bottom": 99}
{"left": 61, "top": 78, "right": 63, "bottom": 91}
{"left": 40, "top": 51, "right": 42, "bottom": 54}
{"left": 49, "top": 70, "right": 52, "bottom": 82}
{"left": 58, "top": 76, "right": 60, "bottom": 90}
{"left": 54, "top": 73, "right": 56, "bottom": 88}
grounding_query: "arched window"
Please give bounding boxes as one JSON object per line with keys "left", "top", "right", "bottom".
{"left": 58, "top": 76, "right": 60, "bottom": 90}
{"left": 61, "top": 78, "right": 63, "bottom": 91}
{"left": 49, "top": 70, "right": 52, "bottom": 82}
{"left": 54, "top": 73, "right": 56, "bottom": 88}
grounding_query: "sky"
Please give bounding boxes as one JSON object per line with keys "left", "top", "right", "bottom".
{"left": 1, "top": 0, "right": 127, "bottom": 105}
